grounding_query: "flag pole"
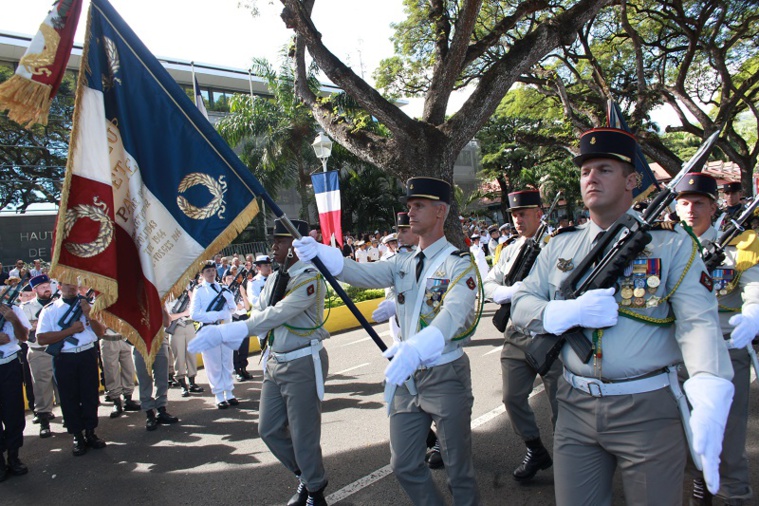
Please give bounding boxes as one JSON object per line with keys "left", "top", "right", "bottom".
{"left": 262, "top": 195, "right": 388, "bottom": 352}
{"left": 249, "top": 67, "right": 267, "bottom": 236}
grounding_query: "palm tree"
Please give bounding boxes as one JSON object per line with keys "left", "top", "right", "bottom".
{"left": 339, "top": 165, "right": 404, "bottom": 236}
{"left": 217, "top": 57, "right": 323, "bottom": 222}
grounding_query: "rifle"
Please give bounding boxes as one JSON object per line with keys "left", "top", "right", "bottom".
{"left": 702, "top": 196, "right": 759, "bottom": 271}
{"left": 492, "top": 192, "right": 562, "bottom": 332}
{"left": 524, "top": 130, "right": 721, "bottom": 375}
{"left": 229, "top": 268, "right": 247, "bottom": 304}
{"left": 45, "top": 289, "right": 95, "bottom": 357}
{"left": 166, "top": 280, "right": 198, "bottom": 334}
{"left": 259, "top": 249, "right": 295, "bottom": 352}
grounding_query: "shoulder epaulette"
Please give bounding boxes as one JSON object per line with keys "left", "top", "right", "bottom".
{"left": 452, "top": 249, "right": 471, "bottom": 258}
{"left": 504, "top": 237, "right": 518, "bottom": 246}
{"left": 550, "top": 226, "right": 577, "bottom": 237}
{"left": 650, "top": 221, "right": 677, "bottom": 232}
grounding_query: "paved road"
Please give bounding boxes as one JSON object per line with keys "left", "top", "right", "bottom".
{"left": 3, "top": 302, "right": 759, "bottom": 504}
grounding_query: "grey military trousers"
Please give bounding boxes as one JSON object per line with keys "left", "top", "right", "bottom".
{"left": 259, "top": 347, "right": 329, "bottom": 493}
{"left": 27, "top": 346, "right": 56, "bottom": 414}
{"left": 500, "top": 344, "right": 560, "bottom": 441}
{"left": 132, "top": 340, "right": 169, "bottom": 412}
{"left": 389, "top": 353, "right": 480, "bottom": 506}
{"left": 553, "top": 377, "right": 687, "bottom": 506}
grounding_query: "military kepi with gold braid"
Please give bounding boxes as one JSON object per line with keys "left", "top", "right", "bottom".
{"left": 274, "top": 218, "right": 310, "bottom": 238}
{"left": 674, "top": 172, "right": 718, "bottom": 201}
{"left": 573, "top": 127, "right": 638, "bottom": 167}
{"left": 507, "top": 190, "right": 542, "bottom": 212}
{"left": 396, "top": 212, "right": 411, "bottom": 229}
{"left": 406, "top": 177, "right": 451, "bottom": 204}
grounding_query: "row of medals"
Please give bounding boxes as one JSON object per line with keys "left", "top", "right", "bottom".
{"left": 619, "top": 274, "right": 661, "bottom": 308}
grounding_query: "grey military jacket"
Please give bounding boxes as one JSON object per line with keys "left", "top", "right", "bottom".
{"left": 340, "top": 236, "right": 478, "bottom": 354}
{"left": 245, "top": 260, "right": 328, "bottom": 353}
{"left": 483, "top": 235, "right": 537, "bottom": 357}
{"left": 700, "top": 226, "right": 759, "bottom": 336}
{"left": 511, "top": 213, "right": 733, "bottom": 381}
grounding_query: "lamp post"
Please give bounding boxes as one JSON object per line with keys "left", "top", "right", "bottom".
{"left": 312, "top": 131, "right": 333, "bottom": 173}
{"left": 312, "top": 132, "right": 336, "bottom": 246}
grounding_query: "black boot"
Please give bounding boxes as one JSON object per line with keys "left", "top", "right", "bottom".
{"left": 72, "top": 432, "right": 88, "bottom": 456}
{"left": 145, "top": 409, "right": 158, "bottom": 431}
{"left": 287, "top": 480, "right": 308, "bottom": 506}
{"left": 425, "top": 439, "right": 444, "bottom": 469}
{"left": 690, "top": 478, "right": 713, "bottom": 506}
{"left": 168, "top": 373, "right": 179, "bottom": 388}
{"left": 188, "top": 376, "right": 204, "bottom": 393}
{"left": 178, "top": 378, "right": 190, "bottom": 397}
{"left": 306, "top": 483, "right": 328, "bottom": 506}
{"left": 85, "top": 429, "right": 106, "bottom": 449}
{"left": 6, "top": 449, "right": 28, "bottom": 476}
{"left": 110, "top": 398, "right": 124, "bottom": 418}
{"left": 156, "top": 407, "right": 179, "bottom": 424}
{"left": 39, "top": 418, "right": 52, "bottom": 439}
{"left": 513, "top": 438, "right": 552, "bottom": 482}
{"left": 123, "top": 395, "right": 141, "bottom": 411}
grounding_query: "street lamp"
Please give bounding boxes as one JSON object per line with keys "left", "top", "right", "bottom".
{"left": 312, "top": 131, "right": 333, "bottom": 172}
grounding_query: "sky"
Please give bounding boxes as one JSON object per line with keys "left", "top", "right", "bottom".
{"left": 2, "top": 0, "right": 678, "bottom": 125}
{"left": 2, "top": 0, "right": 433, "bottom": 113}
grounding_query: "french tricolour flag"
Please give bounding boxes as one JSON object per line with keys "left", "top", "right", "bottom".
{"left": 311, "top": 171, "right": 343, "bottom": 248}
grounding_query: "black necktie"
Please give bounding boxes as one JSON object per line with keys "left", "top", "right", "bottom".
{"left": 415, "top": 252, "right": 425, "bottom": 282}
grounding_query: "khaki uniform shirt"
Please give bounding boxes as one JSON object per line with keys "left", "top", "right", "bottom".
{"left": 700, "top": 226, "right": 759, "bottom": 336}
{"left": 340, "top": 236, "right": 478, "bottom": 353}
{"left": 483, "top": 235, "right": 537, "bottom": 357}
{"left": 244, "top": 260, "right": 328, "bottom": 353}
{"left": 511, "top": 213, "right": 732, "bottom": 381}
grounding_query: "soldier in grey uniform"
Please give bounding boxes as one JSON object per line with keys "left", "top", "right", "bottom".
{"left": 720, "top": 181, "right": 745, "bottom": 231}
{"left": 511, "top": 128, "right": 735, "bottom": 505}
{"left": 675, "top": 172, "right": 757, "bottom": 505}
{"left": 483, "top": 190, "right": 560, "bottom": 482}
{"left": 294, "top": 177, "right": 481, "bottom": 506}
{"left": 189, "top": 219, "right": 330, "bottom": 506}
{"left": 100, "top": 328, "right": 139, "bottom": 418}
{"left": 20, "top": 275, "right": 57, "bottom": 438}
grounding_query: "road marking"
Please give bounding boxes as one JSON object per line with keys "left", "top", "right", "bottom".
{"left": 338, "top": 336, "right": 373, "bottom": 348}
{"left": 331, "top": 363, "right": 371, "bottom": 377}
{"left": 483, "top": 347, "right": 502, "bottom": 356}
{"left": 325, "top": 383, "right": 546, "bottom": 503}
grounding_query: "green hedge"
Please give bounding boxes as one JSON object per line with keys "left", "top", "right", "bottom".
{"left": 325, "top": 284, "right": 385, "bottom": 308}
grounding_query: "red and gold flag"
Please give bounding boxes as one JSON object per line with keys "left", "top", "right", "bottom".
{"left": 0, "top": 0, "right": 83, "bottom": 128}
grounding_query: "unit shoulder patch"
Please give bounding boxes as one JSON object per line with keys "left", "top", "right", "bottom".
{"left": 452, "top": 249, "right": 471, "bottom": 258}
{"left": 550, "top": 226, "right": 577, "bottom": 238}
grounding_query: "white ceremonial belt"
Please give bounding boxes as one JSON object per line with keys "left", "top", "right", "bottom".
{"left": 563, "top": 368, "right": 669, "bottom": 397}
{"left": 270, "top": 341, "right": 324, "bottom": 363}
{"left": 61, "top": 342, "right": 96, "bottom": 354}
{"left": 418, "top": 347, "right": 464, "bottom": 371}
{"left": 0, "top": 352, "right": 19, "bottom": 365}
{"left": 270, "top": 340, "right": 325, "bottom": 401}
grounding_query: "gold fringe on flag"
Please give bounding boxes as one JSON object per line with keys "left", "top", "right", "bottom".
{"left": 0, "top": 74, "right": 53, "bottom": 128}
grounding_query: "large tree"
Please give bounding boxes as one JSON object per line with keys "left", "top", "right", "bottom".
{"left": 268, "top": 0, "right": 615, "bottom": 244}
{"left": 519, "top": 0, "right": 759, "bottom": 189}
{"left": 0, "top": 67, "right": 75, "bottom": 211}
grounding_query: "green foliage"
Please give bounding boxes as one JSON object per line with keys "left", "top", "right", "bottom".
{"left": 325, "top": 284, "right": 384, "bottom": 308}
{"left": 0, "top": 67, "right": 75, "bottom": 211}
{"left": 339, "top": 164, "right": 405, "bottom": 236}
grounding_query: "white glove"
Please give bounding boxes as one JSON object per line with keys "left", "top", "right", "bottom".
{"left": 187, "top": 321, "right": 249, "bottom": 353}
{"left": 383, "top": 326, "right": 445, "bottom": 386}
{"left": 491, "top": 282, "right": 523, "bottom": 304}
{"left": 292, "top": 236, "right": 344, "bottom": 275}
{"left": 372, "top": 299, "right": 396, "bottom": 323}
{"left": 684, "top": 374, "right": 735, "bottom": 495}
{"left": 543, "top": 287, "right": 618, "bottom": 335}
{"left": 728, "top": 305, "right": 759, "bottom": 349}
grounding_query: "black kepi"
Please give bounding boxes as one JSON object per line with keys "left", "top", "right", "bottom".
{"left": 406, "top": 177, "right": 451, "bottom": 204}
{"left": 675, "top": 172, "right": 718, "bottom": 200}
{"left": 274, "top": 218, "right": 310, "bottom": 237}
{"left": 573, "top": 127, "right": 638, "bottom": 167}
{"left": 507, "top": 190, "right": 542, "bottom": 212}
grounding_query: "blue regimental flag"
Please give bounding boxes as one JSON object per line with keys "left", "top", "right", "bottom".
{"left": 607, "top": 100, "right": 661, "bottom": 201}
{"left": 50, "top": 0, "right": 265, "bottom": 366}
